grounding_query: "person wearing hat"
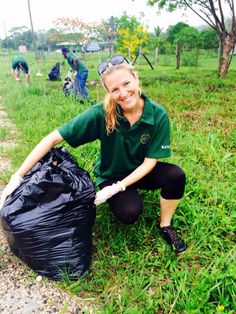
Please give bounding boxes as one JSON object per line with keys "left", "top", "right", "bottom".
{"left": 11, "top": 55, "right": 30, "bottom": 87}
{"left": 61, "top": 47, "right": 89, "bottom": 98}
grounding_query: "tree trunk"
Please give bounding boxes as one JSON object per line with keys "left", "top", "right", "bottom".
{"left": 218, "top": 38, "right": 224, "bottom": 75}
{"left": 219, "top": 32, "right": 235, "bottom": 77}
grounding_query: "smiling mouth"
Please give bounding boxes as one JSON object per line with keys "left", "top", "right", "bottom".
{"left": 121, "top": 94, "right": 133, "bottom": 101}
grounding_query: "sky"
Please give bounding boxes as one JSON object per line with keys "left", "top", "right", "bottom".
{"left": 0, "top": 0, "right": 205, "bottom": 39}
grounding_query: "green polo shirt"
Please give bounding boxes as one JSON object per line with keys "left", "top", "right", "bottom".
{"left": 58, "top": 94, "right": 171, "bottom": 185}
{"left": 12, "top": 56, "right": 29, "bottom": 71}
{"left": 65, "top": 52, "right": 87, "bottom": 75}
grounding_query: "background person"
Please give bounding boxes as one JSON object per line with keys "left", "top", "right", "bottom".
{"left": 0, "top": 54, "right": 187, "bottom": 254}
{"left": 61, "top": 47, "right": 89, "bottom": 99}
{"left": 11, "top": 55, "right": 30, "bottom": 87}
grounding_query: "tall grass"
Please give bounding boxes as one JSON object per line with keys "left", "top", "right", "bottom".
{"left": 0, "top": 51, "right": 235, "bottom": 313}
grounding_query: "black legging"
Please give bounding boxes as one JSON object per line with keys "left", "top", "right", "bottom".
{"left": 99, "top": 162, "right": 186, "bottom": 225}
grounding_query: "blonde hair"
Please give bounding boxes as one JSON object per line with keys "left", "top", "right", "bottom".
{"left": 101, "top": 63, "right": 140, "bottom": 134}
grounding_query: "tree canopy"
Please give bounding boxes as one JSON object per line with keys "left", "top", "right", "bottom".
{"left": 115, "top": 13, "right": 149, "bottom": 59}
{"left": 146, "top": 0, "right": 236, "bottom": 75}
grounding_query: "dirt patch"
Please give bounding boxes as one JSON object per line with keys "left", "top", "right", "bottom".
{"left": 0, "top": 230, "right": 90, "bottom": 314}
{"left": 0, "top": 155, "right": 11, "bottom": 177}
{"left": 0, "top": 102, "right": 16, "bottom": 191}
{"left": 0, "top": 100, "right": 96, "bottom": 313}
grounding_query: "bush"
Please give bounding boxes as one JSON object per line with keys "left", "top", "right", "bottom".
{"left": 181, "top": 51, "right": 198, "bottom": 66}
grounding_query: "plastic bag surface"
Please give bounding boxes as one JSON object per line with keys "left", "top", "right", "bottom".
{"left": 48, "top": 62, "right": 61, "bottom": 81}
{"left": 63, "top": 76, "right": 83, "bottom": 99}
{"left": 0, "top": 147, "right": 96, "bottom": 280}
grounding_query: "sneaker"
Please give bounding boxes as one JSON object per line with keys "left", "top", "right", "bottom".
{"left": 159, "top": 225, "right": 187, "bottom": 254}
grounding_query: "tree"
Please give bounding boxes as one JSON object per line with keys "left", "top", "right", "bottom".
{"left": 146, "top": 0, "right": 236, "bottom": 76}
{"left": 154, "top": 26, "right": 163, "bottom": 37}
{"left": 199, "top": 27, "right": 218, "bottom": 49}
{"left": 53, "top": 17, "right": 87, "bottom": 46}
{"left": 166, "top": 22, "right": 190, "bottom": 44}
{"left": 115, "top": 12, "right": 149, "bottom": 60}
{"left": 105, "top": 16, "right": 118, "bottom": 56}
{"left": 1, "top": 27, "right": 34, "bottom": 50}
{"left": 36, "top": 29, "right": 59, "bottom": 51}
{"left": 175, "top": 26, "right": 200, "bottom": 49}
{"left": 165, "top": 22, "right": 200, "bottom": 50}
{"left": 147, "top": 27, "right": 164, "bottom": 51}
{"left": 53, "top": 17, "right": 106, "bottom": 47}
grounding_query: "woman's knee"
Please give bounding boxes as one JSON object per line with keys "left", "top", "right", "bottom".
{"left": 111, "top": 198, "right": 144, "bottom": 225}
{"left": 173, "top": 165, "right": 186, "bottom": 185}
{"left": 114, "top": 205, "right": 143, "bottom": 224}
{"left": 161, "top": 165, "right": 186, "bottom": 199}
{"left": 107, "top": 187, "right": 144, "bottom": 224}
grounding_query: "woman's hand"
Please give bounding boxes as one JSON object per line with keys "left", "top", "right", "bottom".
{"left": 0, "top": 130, "right": 64, "bottom": 210}
{"left": 94, "top": 158, "right": 158, "bottom": 206}
{"left": 94, "top": 181, "right": 126, "bottom": 206}
{"left": 0, "top": 174, "right": 23, "bottom": 209}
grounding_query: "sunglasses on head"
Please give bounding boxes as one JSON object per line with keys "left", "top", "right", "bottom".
{"left": 97, "top": 54, "right": 130, "bottom": 75}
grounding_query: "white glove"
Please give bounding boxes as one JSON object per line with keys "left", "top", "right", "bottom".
{"left": 94, "top": 181, "right": 126, "bottom": 206}
{"left": 0, "top": 174, "right": 23, "bottom": 209}
{"left": 74, "top": 70, "right": 78, "bottom": 77}
{"left": 67, "top": 70, "right": 72, "bottom": 79}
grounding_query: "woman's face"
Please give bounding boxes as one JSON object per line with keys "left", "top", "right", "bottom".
{"left": 104, "top": 68, "right": 140, "bottom": 112}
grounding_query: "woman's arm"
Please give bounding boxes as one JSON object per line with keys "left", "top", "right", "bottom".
{"left": 0, "top": 130, "right": 64, "bottom": 208}
{"left": 16, "top": 130, "right": 64, "bottom": 177}
{"left": 121, "top": 157, "right": 158, "bottom": 188}
{"left": 94, "top": 158, "right": 158, "bottom": 205}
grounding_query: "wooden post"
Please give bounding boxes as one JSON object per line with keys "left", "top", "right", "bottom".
{"left": 142, "top": 53, "right": 154, "bottom": 70}
{"left": 138, "top": 45, "right": 142, "bottom": 65}
{"left": 154, "top": 47, "right": 158, "bottom": 67}
{"left": 176, "top": 40, "right": 180, "bottom": 69}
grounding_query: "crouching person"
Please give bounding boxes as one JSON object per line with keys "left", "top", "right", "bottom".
{"left": 11, "top": 55, "right": 30, "bottom": 87}
{"left": 1, "top": 54, "right": 187, "bottom": 254}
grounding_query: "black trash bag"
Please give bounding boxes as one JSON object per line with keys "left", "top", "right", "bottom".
{"left": 48, "top": 62, "right": 61, "bottom": 81}
{"left": 0, "top": 147, "right": 96, "bottom": 280}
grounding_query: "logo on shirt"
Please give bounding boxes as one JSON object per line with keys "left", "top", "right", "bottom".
{"left": 140, "top": 133, "right": 151, "bottom": 144}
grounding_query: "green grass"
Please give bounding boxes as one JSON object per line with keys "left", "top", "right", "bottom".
{"left": 0, "top": 126, "right": 10, "bottom": 140}
{"left": 0, "top": 50, "right": 235, "bottom": 313}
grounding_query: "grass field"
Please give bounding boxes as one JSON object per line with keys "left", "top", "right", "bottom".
{"left": 0, "top": 50, "right": 235, "bottom": 313}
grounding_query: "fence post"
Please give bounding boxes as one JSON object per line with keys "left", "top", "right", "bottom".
{"left": 138, "top": 45, "right": 142, "bottom": 65}
{"left": 154, "top": 47, "right": 158, "bottom": 67}
{"left": 176, "top": 40, "right": 180, "bottom": 69}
